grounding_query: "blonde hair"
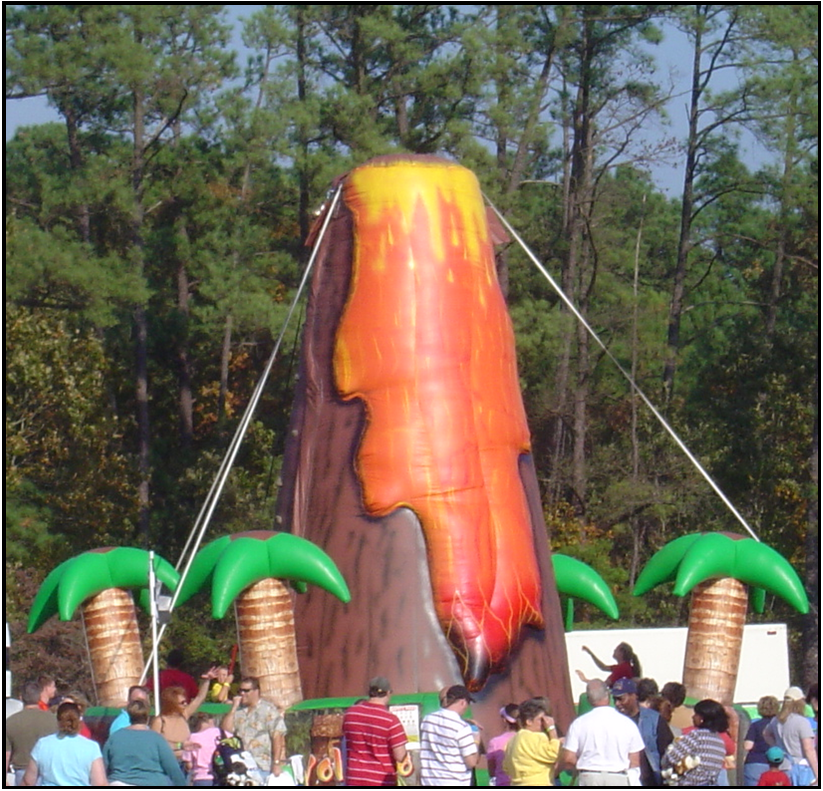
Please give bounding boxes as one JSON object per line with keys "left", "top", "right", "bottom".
{"left": 757, "top": 696, "right": 780, "bottom": 718}
{"left": 777, "top": 696, "right": 807, "bottom": 723}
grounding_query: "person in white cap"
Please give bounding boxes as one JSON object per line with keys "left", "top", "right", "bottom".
{"left": 764, "top": 686, "right": 818, "bottom": 787}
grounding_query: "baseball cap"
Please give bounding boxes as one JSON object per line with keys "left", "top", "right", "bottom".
{"left": 783, "top": 686, "right": 805, "bottom": 701}
{"left": 369, "top": 676, "right": 391, "bottom": 696}
{"left": 611, "top": 678, "right": 637, "bottom": 696}
{"left": 445, "top": 684, "right": 475, "bottom": 704}
{"left": 765, "top": 746, "right": 785, "bottom": 764}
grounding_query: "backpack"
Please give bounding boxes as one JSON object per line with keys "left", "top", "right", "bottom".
{"left": 211, "top": 729, "right": 263, "bottom": 787}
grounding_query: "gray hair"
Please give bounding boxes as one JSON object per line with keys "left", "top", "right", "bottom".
{"left": 22, "top": 680, "right": 42, "bottom": 706}
{"left": 587, "top": 679, "right": 610, "bottom": 706}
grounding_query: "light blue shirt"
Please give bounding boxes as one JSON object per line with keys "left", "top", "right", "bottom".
{"left": 31, "top": 732, "right": 101, "bottom": 786}
{"left": 108, "top": 708, "right": 131, "bottom": 735}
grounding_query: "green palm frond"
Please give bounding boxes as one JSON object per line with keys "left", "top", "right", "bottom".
{"left": 552, "top": 554, "right": 619, "bottom": 620}
{"left": 28, "top": 547, "right": 179, "bottom": 632}
{"left": 173, "top": 531, "right": 351, "bottom": 617}
{"left": 633, "top": 532, "right": 808, "bottom": 614}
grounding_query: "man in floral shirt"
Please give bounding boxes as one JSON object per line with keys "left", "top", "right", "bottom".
{"left": 223, "top": 677, "right": 287, "bottom": 780}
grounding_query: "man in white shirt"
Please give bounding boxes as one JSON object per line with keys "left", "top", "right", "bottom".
{"left": 558, "top": 679, "right": 644, "bottom": 786}
{"left": 419, "top": 685, "right": 480, "bottom": 786}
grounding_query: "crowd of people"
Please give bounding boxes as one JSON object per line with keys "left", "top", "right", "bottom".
{"left": 340, "top": 642, "right": 817, "bottom": 788}
{"left": 5, "top": 652, "right": 286, "bottom": 787}
{"left": 5, "top": 644, "right": 819, "bottom": 787}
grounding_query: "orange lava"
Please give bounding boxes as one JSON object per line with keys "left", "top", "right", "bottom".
{"left": 334, "top": 158, "right": 544, "bottom": 687}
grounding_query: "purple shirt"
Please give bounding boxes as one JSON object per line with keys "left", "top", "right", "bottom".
{"left": 487, "top": 730, "right": 517, "bottom": 786}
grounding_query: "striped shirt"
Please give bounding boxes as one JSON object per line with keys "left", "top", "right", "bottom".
{"left": 342, "top": 700, "right": 407, "bottom": 786}
{"left": 661, "top": 728, "right": 726, "bottom": 786}
{"left": 419, "top": 708, "right": 478, "bottom": 786}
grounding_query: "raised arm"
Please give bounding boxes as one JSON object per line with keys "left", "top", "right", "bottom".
{"left": 213, "top": 673, "right": 234, "bottom": 703}
{"left": 222, "top": 695, "right": 240, "bottom": 733}
{"left": 581, "top": 646, "right": 610, "bottom": 672}
{"left": 184, "top": 667, "right": 217, "bottom": 718}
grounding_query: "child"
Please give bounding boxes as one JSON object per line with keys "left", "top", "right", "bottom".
{"left": 183, "top": 711, "right": 226, "bottom": 786}
{"left": 207, "top": 665, "right": 234, "bottom": 703}
{"left": 756, "top": 746, "right": 791, "bottom": 787}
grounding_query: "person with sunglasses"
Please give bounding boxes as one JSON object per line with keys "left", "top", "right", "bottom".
{"left": 222, "top": 677, "right": 287, "bottom": 781}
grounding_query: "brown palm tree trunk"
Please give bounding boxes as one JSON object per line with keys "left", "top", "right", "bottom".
{"left": 235, "top": 578, "right": 303, "bottom": 708}
{"left": 682, "top": 577, "right": 748, "bottom": 705}
{"left": 82, "top": 588, "right": 144, "bottom": 707}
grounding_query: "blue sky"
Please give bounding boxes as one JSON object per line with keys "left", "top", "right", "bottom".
{"left": 4, "top": 6, "right": 770, "bottom": 196}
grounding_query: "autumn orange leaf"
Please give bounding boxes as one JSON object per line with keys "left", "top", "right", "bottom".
{"left": 333, "top": 158, "right": 544, "bottom": 687}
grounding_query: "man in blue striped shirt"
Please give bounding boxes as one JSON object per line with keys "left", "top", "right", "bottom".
{"left": 419, "top": 685, "right": 480, "bottom": 786}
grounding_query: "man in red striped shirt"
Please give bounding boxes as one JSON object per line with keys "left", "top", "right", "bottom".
{"left": 342, "top": 676, "right": 408, "bottom": 786}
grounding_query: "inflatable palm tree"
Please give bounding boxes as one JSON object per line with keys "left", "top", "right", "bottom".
{"left": 633, "top": 532, "right": 808, "bottom": 704}
{"left": 28, "top": 547, "right": 179, "bottom": 706}
{"left": 175, "top": 531, "right": 350, "bottom": 708}
{"left": 552, "top": 554, "right": 619, "bottom": 630}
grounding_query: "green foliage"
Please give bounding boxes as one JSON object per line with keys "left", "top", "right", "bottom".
{"left": 6, "top": 566, "right": 94, "bottom": 703}
{"left": 143, "top": 597, "right": 240, "bottom": 678}
{"left": 4, "top": 4, "right": 817, "bottom": 690}
{"left": 4, "top": 481, "right": 57, "bottom": 567}
{"left": 5, "top": 305, "right": 139, "bottom": 565}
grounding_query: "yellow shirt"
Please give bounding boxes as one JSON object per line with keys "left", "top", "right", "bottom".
{"left": 207, "top": 681, "right": 233, "bottom": 702}
{"left": 502, "top": 728, "right": 561, "bottom": 786}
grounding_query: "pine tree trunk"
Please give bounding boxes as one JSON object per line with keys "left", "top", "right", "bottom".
{"left": 176, "top": 217, "right": 194, "bottom": 447}
{"left": 235, "top": 578, "right": 303, "bottom": 709}
{"left": 803, "top": 360, "right": 819, "bottom": 687}
{"left": 218, "top": 313, "right": 233, "bottom": 426}
{"left": 682, "top": 577, "right": 748, "bottom": 705}
{"left": 664, "top": 9, "right": 707, "bottom": 406}
{"left": 82, "top": 588, "right": 144, "bottom": 707}
{"left": 132, "top": 86, "right": 151, "bottom": 543}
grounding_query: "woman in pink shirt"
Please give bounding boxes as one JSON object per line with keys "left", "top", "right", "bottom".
{"left": 486, "top": 704, "right": 520, "bottom": 786}
{"left": 183, "top": 712, "right": 226, "bottom": 786}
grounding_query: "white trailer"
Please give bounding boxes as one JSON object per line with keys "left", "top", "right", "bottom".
{"left": 565, "top": 623, "right": 791, "bottom": 706}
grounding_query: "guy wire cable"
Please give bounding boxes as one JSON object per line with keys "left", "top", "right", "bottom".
{"left": 485, "top": 195, "right": 760, "bottom": 542}
{"left": 139, "top": 184, "right": 344, "bottom": 682}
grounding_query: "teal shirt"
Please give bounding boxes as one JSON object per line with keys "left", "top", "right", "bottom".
{"left": 103, "top": 727, "right": 186, "bottom": 786}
